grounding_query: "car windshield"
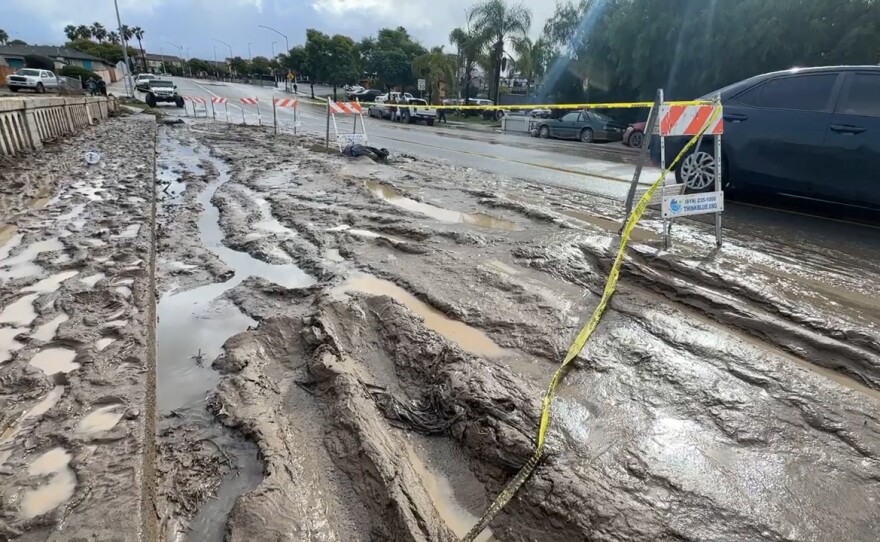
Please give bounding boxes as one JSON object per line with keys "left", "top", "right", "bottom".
{"left": 150, "top": 81, "right": 173, "bottom": 88}
{"left": 16, "top": 69, "right": 41, "bottom": 76}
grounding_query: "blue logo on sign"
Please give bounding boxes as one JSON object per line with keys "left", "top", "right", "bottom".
{"left": 669, "top": 198, "right": 682, "bottom": 214}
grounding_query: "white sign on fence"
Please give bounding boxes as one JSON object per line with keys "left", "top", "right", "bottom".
{"left": 662, "top": 191, "right": 724, "bottom": 218}
{"left": 417, "top": 78, "right": 426, "bottom": 91}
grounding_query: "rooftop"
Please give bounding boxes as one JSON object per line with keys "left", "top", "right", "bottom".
{"left": 0, "top": 44, "right": 109, "bottom": 64}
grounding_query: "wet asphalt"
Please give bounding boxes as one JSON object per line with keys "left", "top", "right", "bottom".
{"left": 125, "top": 78, "right": 880, "bottom": 278}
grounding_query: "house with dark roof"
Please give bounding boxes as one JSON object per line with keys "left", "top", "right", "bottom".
{"left": 0, "top": 44, "right": 120, "bottom": 85}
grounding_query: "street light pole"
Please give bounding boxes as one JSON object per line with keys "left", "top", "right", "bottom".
{"left": 257, "top": 25, "right": 289, "bottom": 90}
{"left": 271, "top": 41, "right": 276, "bottom": 58}
{"left": 213, "top": 46, "right": 218, "bottom": 77}
{"left": 166, "top": 41, "right": 185, "bottom": 76}
{"left": 213, "top": 38, "right": 234, "bottom": 78}
{"left": 113, "top": 0, "right": 133, "bottom": 96}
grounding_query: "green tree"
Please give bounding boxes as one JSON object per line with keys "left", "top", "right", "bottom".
{"left": 64, "top": 25, "right": 78, "bottom": 41}
{"left": 327, "top": 34, "right": 360, "bottom": 100}
{"left": 359, "top": 27, "right": 426, "bottom": 90}
{"left": 107, "top": 31, "right": 119, "bottom": 44}
{"left": 187, "top": 58, "right": 212, "bottom": 76}
{"left": 132, "top": 27, "right": 147, "bottom": 72}
{"left": 251, "top": 55, "right": 271, "bottom": 75}
{"left": 90, "top": 22, "right": 107, "bottom": 43}
{"left": 304, "top": 29, "right": 332, "bottom": 97}
{"left": 120, "top": 25, "right": 133, "bottom": 43}
{"left": 229, "top": 56, "right": 249, "bottom": 75}
{"left": 449, "top": 27, "right": 482, "bottom": 103}
{"left": 75, "top": 25, "right": 92, "bottom": 40}
{"left": 512, "top": 37, "right": 550, "bottom": 95}
{"left": 8, "top": 39, "right": 27, "bottom": 46}
{"left": 0, "top": 29, "right": 8, "bottom": 45}
{"left": 66, "top": 38, "right": 138, "bottom": 65}
{"left": 412, "top": 46, "right": 456, "bottom": 102}
{"left": 467, "top": 0, "right": 532, "bottom": 103}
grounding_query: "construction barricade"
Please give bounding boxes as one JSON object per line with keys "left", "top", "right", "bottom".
{"left": 272, "top": 98, "right": 299, "bottom": 135}
{"left": 210, "top": 97, "right": 229, "bottom": 122}
{"left": 325, "top": 99, "right": 367, "bottom": 150}
{"left": 239, "top": 97, "right": 262, "bottom": 126}
{"left": 654, "top": 90, "right": 724, "bottom": 247}
{"left": 183, "top": 96, "right": 208, "bottom": 118}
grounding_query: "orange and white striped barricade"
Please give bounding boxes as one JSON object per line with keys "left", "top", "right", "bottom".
{"left": 184, "top": 96, "right": 208, "bottom": 117}
{"left": 326, "top": 98, "right": 367, "bottom": 150}
{"left": 239, "top": 97, "right": 261, "bottom": 126}
{"left": 653, "top": 89, "right": 725, "bottom": 247}
{"left": 211, "top": 97, "right": 229, "bottom": 122}
{"left": 272, "top": 98, "right": 299, "bottom": 135}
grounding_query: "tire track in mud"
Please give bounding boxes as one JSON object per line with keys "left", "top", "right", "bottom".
{"left": 150, "top": 122, "right": 880, "bottom": 542}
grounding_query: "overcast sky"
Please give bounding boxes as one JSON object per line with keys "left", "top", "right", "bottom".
{"left": 4, "top": 0, "right": 558, "bottom": 60}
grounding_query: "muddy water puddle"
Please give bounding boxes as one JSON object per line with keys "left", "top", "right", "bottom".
{"left": 0, "top": 327, "right": 27, "bottom": 363}
{"left": 0, "top": 294, "right": 38, "bottom": 327}
{"left": 333, "top": 275, "right": 506, "bottom": 358}
{"left": 20, "top": 447, "right": 76, "bottom": 519}
{"left": 328, "top": 224, "right": 409, "bottom": 244}
{"left": 22, "top": 270, "right": 79, "bottom": 294}
{"left": 557, "top": 208, "right": 660, "bottom": 243}
{"left": 32, "top": 314, "right": 69, "bottom": 342}
{"left": 365, "top": 182, "right": 521, "bottom": 231}
{"left": 29, "top": 347, "right": 79, "bottom": 375}
{"left": 158, "top": 141, "right": 306, "bottom": 537}
{"left": 405, "top": 439, "right": 495, "bottom": 542}
{"left": 0, "top": 238, "right": 64, "bottom": 281}
{"left": 76, "top": 404, "right": 124, "bottom": 433}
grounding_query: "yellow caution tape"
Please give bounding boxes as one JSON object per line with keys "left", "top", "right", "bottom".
{"left": 461, "top": 104, "right": 723, "bottom": 542}
{"left": 294, "top": 97, "right": 712, "bottom": 111}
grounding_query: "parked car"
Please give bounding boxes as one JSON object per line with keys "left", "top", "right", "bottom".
{"left": 376, "top": 92, "right": 415, "bottom": 103}
{"left": 6, "top": 69, "right": 59, "bottom": 93}
{"left": 623, "top": 121, "right": 647, "bottom": 148}
{"left": 350, "top": 89, "right": 383, "bottom": 103}
{"left": 533, "top": 111, "right": 626, "bottom": 143}
{"left": 135, "top": 74, "right": 157, "bottom": 91}
{"left": 656, "top": 65, "right": 880, "bottom": 209}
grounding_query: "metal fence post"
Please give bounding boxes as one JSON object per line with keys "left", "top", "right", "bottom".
{"left": 621, "top": 88, "right": 662, "bottom": 232}
{"left": 325, "top": 98, "right": 331, "bottom": 150}
{"left": 273, "top": 100, "right": 277, "bottom": 135}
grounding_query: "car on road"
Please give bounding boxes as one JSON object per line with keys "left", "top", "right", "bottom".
{"left": 623, "top": 121, "right": 646, "bottom": 148}
{"left": 143, "top": 79, "right": 184, "bottom": 108}
{"left": 533, "top": 111, "right": 626, "bottom": 143}
{"left": 350, "top": 89, "right": 383, "bottom": 103}
{"left": 369, "top": 97, "right": 437, "bottom": 126}
{"left": 657, "top": 66, "right": 880, "bottom": 209}
{"left": 135, "top": 74, "right": 157, "bottom": 92}
{"left": 6, "top": 69, "right": 59, "bottom": 93}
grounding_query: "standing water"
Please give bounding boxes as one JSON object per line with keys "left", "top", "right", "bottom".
{"left": 156, "top": 131, "right": 313, "bottom": 540}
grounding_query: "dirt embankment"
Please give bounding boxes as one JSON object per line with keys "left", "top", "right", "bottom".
{"left": 158, "top": 122, "right": 879, "bottom": 541}
{"left": 0, "top": 116, "right": 157, "bottom": 541}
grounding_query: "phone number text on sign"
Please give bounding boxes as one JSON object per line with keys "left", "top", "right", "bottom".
{"left": 662, "top": 191, "right": 725, "bottom": 218}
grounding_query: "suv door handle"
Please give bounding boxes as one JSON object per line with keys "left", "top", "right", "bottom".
{"left": 724, "top": 113, "right": 748, "bottom": 122}
{"left": 830, "top": 124, "right": 865, "bottom": 134}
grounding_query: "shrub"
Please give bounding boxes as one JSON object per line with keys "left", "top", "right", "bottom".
{"left": 60, "top": 65, "right": 101, "bottom": 86}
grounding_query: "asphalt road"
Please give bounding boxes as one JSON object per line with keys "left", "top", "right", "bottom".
{"left": 120, "top": 77, "right": 880, "bottom": 260}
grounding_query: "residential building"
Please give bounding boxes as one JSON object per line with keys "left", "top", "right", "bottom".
{"left": 0, "top": 44, "right": 119, "bottom": 84}
{"left": 138, "top": 53, "right": 182, "bottom": 73}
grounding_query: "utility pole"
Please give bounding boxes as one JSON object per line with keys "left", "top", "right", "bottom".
{"left": 213, "top": 39, "right": 234, "bottom": 78}
{"left": 271, "top": 41, "right": 276, "bottom": 58}
{"left": 213, "top": 45, "right": 218, "bottom": 78}
{"left": 258, "top": 25, "right": 289, "bottom": 91}
{"left": 113, "top": 0, "right": 133, "bottom": 96}
{"left": 248, "top": 42, "right": 253, "bottom": 60}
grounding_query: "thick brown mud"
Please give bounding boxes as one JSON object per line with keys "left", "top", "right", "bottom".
{"left": 0, "top": 116, "right": 157, "bottom": 540}
{"left": 4, "top": 116, "right": 880, "bottom": 541}
{"left": 154, "top": 122, "right": 879, "bottom": 541}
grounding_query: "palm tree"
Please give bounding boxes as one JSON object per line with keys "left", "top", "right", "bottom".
{"left": 120, "top": 25, "right": 133, "bottom": 43}
{"left": 76, "top": 25, "right": 92, "bottom": 40}
{"left": 467, "top": 0, "right": 531, "bottom": 103}
{"left": 512, "top": 37, "right": 549, "bottom": 95}
{"left": 108, "top": 31, "right": 119, "bottom": 45}
{"left": 449, "top": 27, "right": 482, "bottom": 104}
{"left": 412, "top": 46, "right": 457, "bottom": 103}
{"left": 132, "top": 27, "right": 147, "bottom": 71}
{"left": 0, "top": 29, "right": 8, "bottom": 45}
{"left": 91, "top": 22, "right": 107, "bottom": 43}
{"left": 64, "top": 25, "right": 78, "bottom": 41}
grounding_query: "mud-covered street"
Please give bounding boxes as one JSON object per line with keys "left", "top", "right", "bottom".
{"left": 2, "top": 115, "right": 879, "bottom": 541}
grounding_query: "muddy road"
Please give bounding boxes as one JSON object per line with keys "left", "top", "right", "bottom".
{"left": 1, "top": 115, "right": 879, "bottom": 541}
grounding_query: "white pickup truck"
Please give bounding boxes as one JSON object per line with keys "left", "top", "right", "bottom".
{"left": 6, "top": 69, "right": 59, "bottom": 93}
{"left": 368, "top": 93, "right": 438, "bottom": 126}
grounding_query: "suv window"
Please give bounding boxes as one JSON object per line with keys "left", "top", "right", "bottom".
{"left": 738, "top": 74, "right": 837, "bottom": 112}
{"left": 837, "top": 73, "right": 880, "bottom": 118}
